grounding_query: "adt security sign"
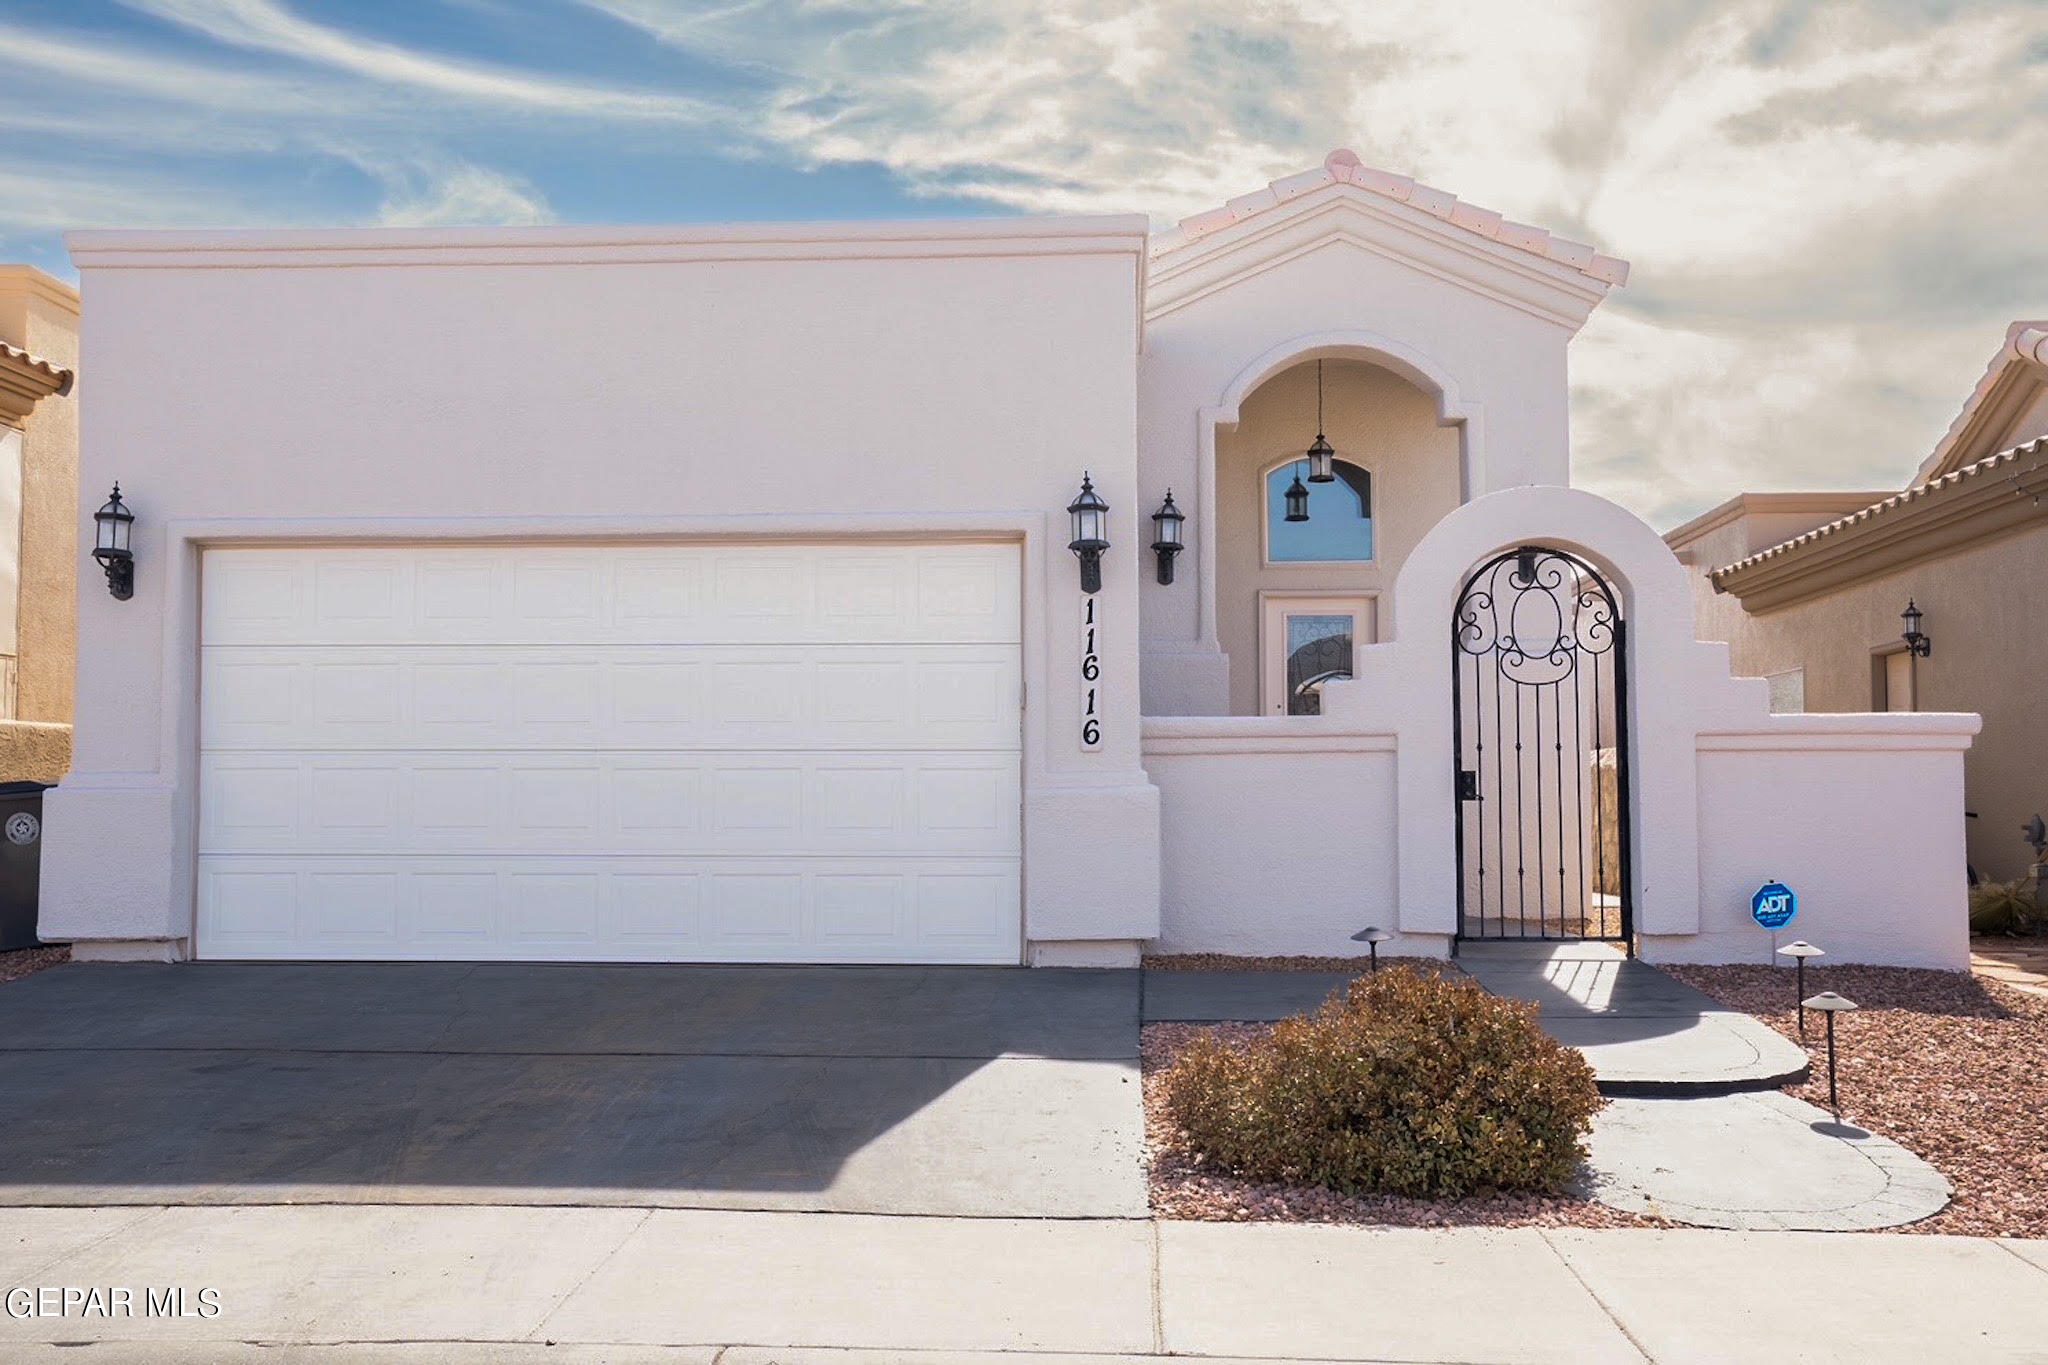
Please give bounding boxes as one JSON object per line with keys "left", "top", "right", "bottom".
{"left": 1751, "top": 881, "right": 1797, "bottom": 930}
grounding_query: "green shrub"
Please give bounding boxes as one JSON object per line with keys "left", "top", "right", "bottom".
{"left": 1161, "top": 966, "right": 1602, "bottom": 1198}
{"left": 1970, "top": 878, "right": 2039, "bottom": 936}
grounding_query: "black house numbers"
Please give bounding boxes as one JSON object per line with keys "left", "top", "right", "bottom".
{"left": 1080, "top": 593, "right": 1102, "bottom": 750}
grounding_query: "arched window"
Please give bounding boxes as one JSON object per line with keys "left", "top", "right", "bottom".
{"left": 1265, "top": 459, "right": 1373, "bottom": 562}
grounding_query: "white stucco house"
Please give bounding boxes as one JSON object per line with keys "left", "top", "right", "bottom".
{"left": 48, "top": 151, "right": 1976, "bottom": 970}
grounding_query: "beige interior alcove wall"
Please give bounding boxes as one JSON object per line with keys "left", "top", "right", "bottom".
{"left": 1214, "top": 358, "right": 1461, "bottom": 715}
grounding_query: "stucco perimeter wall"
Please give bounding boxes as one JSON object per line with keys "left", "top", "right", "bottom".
{"left": 1683, "top": 516, "right": 2048, "bottom": 884}
{"left": 1142, "top": 713, "right": 1433, "bottom": 957}
{"left": 52, "top": 218, "right": 1160, "bottom": 958}
{"left": 1653, "top": 724, "right": 1976, "bottom": 968}
{"left": 1145, "top": 485, "right": 1978, "bottom": 967}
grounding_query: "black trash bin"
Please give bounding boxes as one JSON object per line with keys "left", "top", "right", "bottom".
{"left": 0, "top": 782, "right": 48, "bottom": 951}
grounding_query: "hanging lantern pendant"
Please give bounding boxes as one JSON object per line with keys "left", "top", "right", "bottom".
{"left": 1306, "top": 358, "right": 1336, "bottom": 483}
{"left": 1284, "top": 466, "right": 1311, "bottom": 522}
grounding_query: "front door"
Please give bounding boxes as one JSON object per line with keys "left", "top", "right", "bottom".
{"left": 1260, "top": 594, "right": 1377, "bottom": 716}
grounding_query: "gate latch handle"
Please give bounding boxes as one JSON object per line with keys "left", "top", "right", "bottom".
{"left": 1457, "top": 769, "right": 1479, "bottom": 801}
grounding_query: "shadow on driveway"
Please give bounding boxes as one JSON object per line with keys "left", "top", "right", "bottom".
{"left": 0, "top": 963, "right": 1146, "bottom": 1217}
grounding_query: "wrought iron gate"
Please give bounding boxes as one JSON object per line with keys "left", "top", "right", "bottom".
{"left": 1452, "top": 546, "right": 1633, "bottom": 942}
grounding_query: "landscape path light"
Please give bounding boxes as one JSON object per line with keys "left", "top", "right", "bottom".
{"left": 1350, "top": 925, "right": 1392, "bottom": 973}
{"left": 1777, "top": 940, "right": 1826, "bottom": 1038}
{"left": 1803, "top": 991, "right": 1859, "bottom": 1121}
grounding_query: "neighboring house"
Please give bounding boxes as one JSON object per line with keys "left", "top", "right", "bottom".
{"left": 0, "top": 266, "right": 79, "bottom": 784}
{"left": 45, "top": 152, "right": 1976, "bottom": 969}
{"left": 1667, "top": 322, "right": 2048, "bottom": 885}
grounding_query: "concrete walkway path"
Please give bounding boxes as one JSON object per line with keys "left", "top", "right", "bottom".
{"left": 1972, "top": 935, "right": 2048, "bottom": 998}
{"left": 1455, "top": 941, "right": 1810, "bottom": 1094}
{"left": 1585, "top": 1091, "right": 1952, "bottom": 1230}
{"left": 3, "top": 1205, "right": 2047, "bottom": 1362}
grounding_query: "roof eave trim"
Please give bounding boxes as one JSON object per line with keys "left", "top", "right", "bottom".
{"left": 0, "top": 343, "right": 74, "bottom": 426}
{"left": 67, "top": 214, "right": 1155, "bottom": 270}
{"left": 1710, "top": 440, "right": 2048, "bottom": 610}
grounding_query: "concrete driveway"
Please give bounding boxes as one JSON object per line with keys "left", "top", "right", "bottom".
{"left": 0, "top": 963, "right": 1146, "bottom": 1217}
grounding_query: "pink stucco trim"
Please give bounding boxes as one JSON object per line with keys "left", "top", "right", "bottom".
{"left": 1152, "top": 149, "right": 1629, "bottom": 286}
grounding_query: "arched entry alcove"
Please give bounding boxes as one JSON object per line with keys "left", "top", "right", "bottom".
{"left": 1202, "top": 332, "right": 1481, "bottom": 715}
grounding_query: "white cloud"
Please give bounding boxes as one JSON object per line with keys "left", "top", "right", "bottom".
{"left": 123, "top": 0, "right": 718, "bottom": 120}
{"left": 570, "top": 0, "right": 2048, "bottom": 522}
{"left": 12, "top": 0, "right": 2048, "bottom": 524}
{"left": 369, "top": 160, "right": 555, "bottom": 227}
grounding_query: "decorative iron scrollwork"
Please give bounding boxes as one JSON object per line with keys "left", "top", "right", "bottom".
{"left": 1454, "top": 547, "right": 1619, "bottom": 686}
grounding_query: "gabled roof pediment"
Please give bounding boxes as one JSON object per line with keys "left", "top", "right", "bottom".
{"left": 1915, "top": 322, "right": 2048, "bottom": 484}
{"left": 1144, "top": 150, "right": 1627, "bottom": 329}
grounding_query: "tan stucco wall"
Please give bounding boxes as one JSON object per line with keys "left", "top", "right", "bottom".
{"left": 1683, "top": 518, "right": 2048, "bottom": 882}
{"left": 0, "top": 267, "right": 78, "bottom": 735}
{"left": 0, "top": 720, "right": 71, "bottom": 785}
{"left": 1215, "top": 358, "right": 1461, "bottom": 715}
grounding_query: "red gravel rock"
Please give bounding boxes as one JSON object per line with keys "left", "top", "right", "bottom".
{"left": 1141, "top": 1021, "right": 1664, "bottom": 1229}
{"left": 1664, "top": 963, "right": 2048, "bottom": 1238}
{"left": 0, "top": 943, "right": 68, "bottom": 985}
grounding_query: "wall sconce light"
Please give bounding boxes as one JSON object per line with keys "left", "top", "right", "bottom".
{"left": 1901, "top": 598, "right": 1931, "bottom": 657}
{"left": 1283, "top": 466, "right": 1311, "bottom": 522}
{"left": 1305, "top": 358, "right": 1336, "bottom": 482}
{"left": 1150, "top": 490, "right": 1185, "bottom": 585}
{"left": 92, "top": 484, "right": 135, "bottom": 601}
{"left": 1067, "top": 472, "right": 1110, "bottom": 594}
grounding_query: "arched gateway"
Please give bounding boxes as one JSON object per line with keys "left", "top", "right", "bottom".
{"left": 1452, "top": 546, "right": 1634, "bottom": 943}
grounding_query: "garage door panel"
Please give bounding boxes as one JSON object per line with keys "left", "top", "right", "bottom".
{"left": 201, "top": 751, "right": 1018, "bottom": 855}
{"left": 202, "top": 645, "right": 1020, "bottom": 751}
{"left": 200, "top": 542, "right": 1021, "bottom": 963}
{"left": 197, "top": 856, "right": 1019, "bottom": 963}
{"left": 205, "top": 544, "right": 1019, "bottom": 647}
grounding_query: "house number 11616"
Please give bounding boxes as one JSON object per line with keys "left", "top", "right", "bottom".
{"left": 1080, "top": 594, "right": 1102, "bottom": 750}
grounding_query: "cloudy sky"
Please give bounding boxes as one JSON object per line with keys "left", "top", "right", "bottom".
{"left": 6, "top": 0, "right": 2046, "bottom": 526}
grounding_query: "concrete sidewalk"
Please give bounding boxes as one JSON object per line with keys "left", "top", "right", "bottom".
{"left": 5, "top": 1205, "right": 2047, "bottom": 1363}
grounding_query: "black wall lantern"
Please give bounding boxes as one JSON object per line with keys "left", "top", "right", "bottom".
{"left": 1305, "top": 358, "right": 1336, "bottom": 482}
{"left": 1067, "top": 472, "right": 1110, "bottom": 593}
{"left": 1150, "top": 490, "right": 1185, "bottom": 585}
{"left": 92, "top": 484, "right": 135, "bottom": 601}
{"left": 1901, "top": 598, "right": 1931, "bottom": 657}
{"left": 1283, "top": 467, "right": 1311, "bottom": 522}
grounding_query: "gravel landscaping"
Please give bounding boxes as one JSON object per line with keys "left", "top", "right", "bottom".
{"left": 1142, "top": 1019, "right": 1662, "bottom": 1228}
{"left": 1663, "top": 963, "right": 2048, "bottom": 1238}
{"left": 0, "top": 943, "right": 68, "bottom": 985}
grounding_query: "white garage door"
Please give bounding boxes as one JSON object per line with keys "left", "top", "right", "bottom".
{"left": 197, "top": 543, "right": 1022, "bottom": 963}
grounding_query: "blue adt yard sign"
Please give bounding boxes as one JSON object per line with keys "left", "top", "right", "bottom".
{"left": 1752, "top": 881, "right": 1798, "bottom": 930}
